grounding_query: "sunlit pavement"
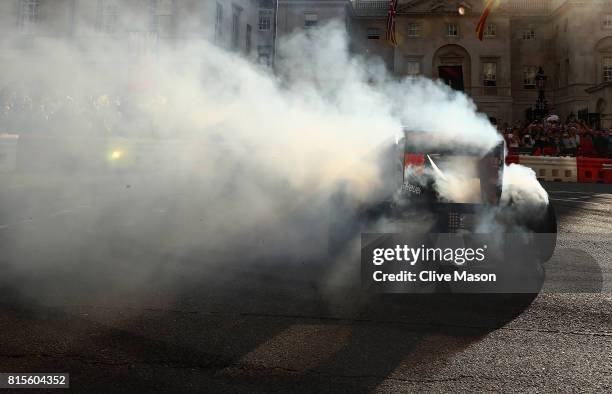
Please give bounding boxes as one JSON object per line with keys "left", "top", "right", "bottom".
{"left": 0, "top": 179, "right": 610, "bottom": 392}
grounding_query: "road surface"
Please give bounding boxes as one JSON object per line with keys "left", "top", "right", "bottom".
{"left": 0, "top": 175, "right": 610, "bottom": 392}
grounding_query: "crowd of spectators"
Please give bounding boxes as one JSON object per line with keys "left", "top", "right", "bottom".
{"left": 499, "top": 115, "right": 612, "bottom": 158}
{"left": 2, "top": 89, "right": 612, "bottom": 159}
{"left": 0, "top": 89, "right": 165, "bottom": 138}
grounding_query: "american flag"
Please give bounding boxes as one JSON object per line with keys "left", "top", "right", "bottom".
{"left": 386, "top": 0, "right": 399, "bottom": 47}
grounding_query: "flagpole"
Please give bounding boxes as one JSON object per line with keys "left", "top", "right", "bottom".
{"left": 272, "top": 0, "right": 279, "bottom": 70}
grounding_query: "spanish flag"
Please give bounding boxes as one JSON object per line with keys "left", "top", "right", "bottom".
{"left": 386, "top": 0, "right": 399, "bottom": 47}
{"left": 475, "top": 0, "right": 495, "bottom": 41}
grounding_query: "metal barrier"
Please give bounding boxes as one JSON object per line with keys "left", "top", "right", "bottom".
{"left": 518, "top": 155, "right": 578, "bottom": 182}
{"left": 0, "top": 134, "right": 19, "bottom": 172}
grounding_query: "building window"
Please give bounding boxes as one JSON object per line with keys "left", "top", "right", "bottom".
{"left": 151, "top": 0, "right": 174, "bottom": 37}
{"left": 232, "top": 5, "right": 242, "bottom": 50}
{"left": 447, "top": 23, "right": 458, "bottom": 37}
{"left": 18, "top": 0, "right": 40, "bottom": 34}
{"left": 604, "top": 57, "right": 612, "bottom": 82}
{"left": 215, "top": 3, "right": 223, "bottom": 42}
{"left": 406, "top": 61, "right": 421, "bottom": 76}
{"left": 523, "top": 66, "right": 537, "bottom": 89}
{"left": 259, "top": 9, "right": 272, "bottom": 31}
{"left": 98, "top": 0, "right": 118, "bottom": 34}
{"left": 483, "top": 62, "right": 497, "bottom": 86}
{"left": 522, "top": 29, "right": 536, "bottom": 40}
{"left": 258, "top": 45, "right": 272, "bottom": 66}
{"left": 603, "top": 15, "right": 612, "bottom": 29}
{"left": 407, "top": 22, "right": 422, "bottom": 37}
{"left": 304, "top": 13, "right": 318, "bottom": 29}
{"left": 367, "top": 28, "right": 381, "bottom": 40}
{"left": 246, "top": 24, "right": 252, "bottom": 54}
{"left": 484, "top": 23, "right": 496, "bottom": 38}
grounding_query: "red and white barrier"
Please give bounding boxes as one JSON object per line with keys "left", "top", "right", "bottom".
{"left": 577, "top": 157, "right": 612, "bottom": 184}
{"left": 5, "top": 134, "right": 612, "bottom": 184}
{"left": 507, "top": 154, "right": 612, "bottom": 184}
{"left": 519, "top": 155, "right": 578, "bottom": 182}
{"left": 505, "top": 154, "right": 519, "bottom": 166}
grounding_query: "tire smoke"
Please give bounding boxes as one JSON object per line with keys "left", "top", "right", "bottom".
{"left": 0, "top": 21, "right": 547, "bottom": 303}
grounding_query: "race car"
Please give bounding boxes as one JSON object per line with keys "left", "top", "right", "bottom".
{"left": 328, "top": 129, "right": 557, "bottom": 291}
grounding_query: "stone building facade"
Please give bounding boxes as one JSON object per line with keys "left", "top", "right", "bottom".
{"left": 346, "top": 0, "right": 612, "bottom": 127}
{"left": 0, "top": 0, "right": 277, "bottom": 66}
{"left": 276, "top": 0, "right": 347, "bottom": 35}
{"left": 1, "top": 0, "right": 610, "bottom": 128}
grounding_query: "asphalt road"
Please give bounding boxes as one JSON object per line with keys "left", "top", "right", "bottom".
{"left": 0, "top": 175, "right": 610, "bottom": 392}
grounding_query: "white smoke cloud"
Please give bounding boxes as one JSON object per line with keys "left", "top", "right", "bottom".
{"left": 0, "top": 20, "right": 540, "bottom": 303}
{"left": 429, "top": 155, "right": 484, "bottom": 204}
{"left": 501, "top": 164, "right": 549, "bottom": 207}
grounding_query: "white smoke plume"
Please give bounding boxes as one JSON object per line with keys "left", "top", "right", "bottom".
{"left": 0, "top": 20, "right": 546, "bottom": 303}
{"left": 501, "top": 164, "right": 549, "bottom": 207}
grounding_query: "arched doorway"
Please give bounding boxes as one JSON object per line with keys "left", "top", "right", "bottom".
{"left": 432, "top": 44, "right": 471, "bottom": 92}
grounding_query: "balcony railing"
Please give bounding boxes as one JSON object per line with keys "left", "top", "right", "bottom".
{"left": 351, "top": 0, "right": 388, "bottom": 17}
{"left": 505, "top": 0, "right": 550, "bottom": 15}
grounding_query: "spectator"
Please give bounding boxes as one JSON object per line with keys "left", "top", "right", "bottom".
{"left": 522, "top": 133, "right": 534, "bottom": 148}
{"left": 569, "top": 127, "right": 580, "bottom": 148}
{"left": 542, "top": 138, "right": 557, "bottom": 156}
{"left": 532, "top": 135, "right": 547, "bottom": 155}
{"left": 552, "top": 135, "right": 561, "bottom": 154}
{"left": 561, "top": 132, "right": 577, "bottom": 156}
{"left": 580, "top": 133, "right": 595, "bottom": 156}
{"left": 507, "top": 133, "right": 519, "bottom": 149}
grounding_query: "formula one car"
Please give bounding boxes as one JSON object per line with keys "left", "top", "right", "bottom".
{"left": 329, "top": 129, "right": 557, "bottom": 290}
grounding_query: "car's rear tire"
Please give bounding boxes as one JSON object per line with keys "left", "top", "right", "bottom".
{"left": 526, "top": 203, "right": 558, "bottom": 263}
{"left": 538, "top": 203, "right": 557, "bottom": 262}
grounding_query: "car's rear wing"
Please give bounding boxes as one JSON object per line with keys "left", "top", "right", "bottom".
{"left": 402, "top": 129, "right": 505, "bottom": 157}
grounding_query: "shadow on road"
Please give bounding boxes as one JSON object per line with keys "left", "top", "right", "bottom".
{"left": 0, "top": 253, "right": 540, "bottom": 392}
{"left": 0, "top": 180, "right": 607, "bottom": 390}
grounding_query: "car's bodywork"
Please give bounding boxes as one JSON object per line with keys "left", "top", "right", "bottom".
{"left": 396, "top": 130, "right": 506, "bottom": 233}
{"left": 329, "top": 129, "right": 557, "bottom": 267}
